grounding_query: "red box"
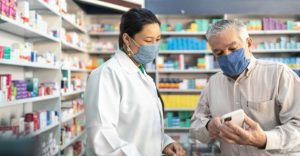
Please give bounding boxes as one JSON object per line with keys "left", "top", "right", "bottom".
{"left": 33, "top": 113, "right": 40, "bottom": 131}
{"left": 0, "top": 46, "right": 4, "bottom": 59}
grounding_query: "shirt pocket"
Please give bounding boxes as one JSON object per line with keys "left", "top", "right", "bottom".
{"left": 247, "top": 99, "right": 275, "bottom": 112}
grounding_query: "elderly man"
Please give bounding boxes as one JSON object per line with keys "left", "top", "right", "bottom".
{"left": 190, "top": 19, "right": 300, "bottom": 155}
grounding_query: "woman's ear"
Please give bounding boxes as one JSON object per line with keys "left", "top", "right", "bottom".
{"left": 122, "top": 33, "right": 130, "bottom": 47}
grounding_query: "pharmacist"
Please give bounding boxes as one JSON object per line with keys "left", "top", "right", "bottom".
{"left": 190, "top": 19, "right": 300, "bottom": 155}
{"left": 84, "top": 8, "right": 185, "bottom": 156}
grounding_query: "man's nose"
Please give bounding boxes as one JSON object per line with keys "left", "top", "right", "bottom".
{"left": 223, "top": 49, "right": 232, "bottom": 55}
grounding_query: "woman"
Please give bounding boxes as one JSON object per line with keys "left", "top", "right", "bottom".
{"left": 84, "top": 8, "right": 186, "bottom": 156}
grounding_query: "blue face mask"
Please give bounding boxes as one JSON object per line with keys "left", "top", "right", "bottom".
{"left": 130, "top": 38, "right": 160, "bottom": 65}
{"left": 217, "top": 48, "right": 250, "bottom": 77}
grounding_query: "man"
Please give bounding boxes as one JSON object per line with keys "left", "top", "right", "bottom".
{"left": 190, "top": 19, "right": 300, "bottom": 155}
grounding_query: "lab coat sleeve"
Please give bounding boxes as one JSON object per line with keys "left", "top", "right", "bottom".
{"left": 189, "top": 82, "right": 214, "bottom": 144}
{"left": 84, "top": 68, "right": 141, "bottom": 156}
{"left": 264, "top": 66, "right": 300, "bottom": 153}
{"left": 163, "top": 134, "right": 175, "bottom": 149}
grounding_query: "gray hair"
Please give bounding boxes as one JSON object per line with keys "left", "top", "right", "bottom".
{"left": 206, "top": 19, "right": 249, "bottom": 42}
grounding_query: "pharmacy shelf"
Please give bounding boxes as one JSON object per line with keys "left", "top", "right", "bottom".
{"left": 252, "top": 49, "right": 300, "bottom": 53}
{"left": 61, "top": 89, "right": 85, "bottom": 97}
{"left": 27, "top": 0, "right": 60, "bottom": 16}
{"left": 161, "top": 31, "right": 206, "bottom": 36}
{"left": 28, "top": 122, "right": 60, "bottom": 138}
{"left": 159, "top": 50, "right": 211, "bottom": 54}
{"left": 87, "top": 50, "right": 116, "bottom": 54}
{"left": 165, "top": 127, "right": 190, "bottom": 131}
{"left": 159, "top": 89, "right": 202, "bottom": 93}
{"left": 0, "top": 93, "right": 60, "bottom": 108}
{"left": 61, "top": 67, "right": 90, "bottom": 72}
{"left": 248, "top": 30, "right": 300, "bottom": 35}
{"left": 60, "top": 130, "right": 86, "bottom": 151}
{"left": 61, "top": 41, "right": 87, "bottom": 53}
{"left": 165, "top": 108, "right": 195, "bottom": 111}
{"left": 159, "top": 69, "right": 221, "bottom": 74}
{"left": 0, "top": 15, "right": 60, "bottom": 42}
{"left": 62, "top": 15, "right": 87, "bottom": 33}
{"left": 61, "top": 111, "right": 84, "bottom": 123}
{"left": 0, "top": 59, "right": 60, "bottom": 70}
{"left": 89, "top": 32, "right": 119, "bottom": 36}
{"left": 292, "top": 68, "right": 300, "bottom": 71}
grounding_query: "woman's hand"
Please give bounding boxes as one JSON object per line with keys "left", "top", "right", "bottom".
{"left": 163, "top": 142, "right": 186, "bottom": 156}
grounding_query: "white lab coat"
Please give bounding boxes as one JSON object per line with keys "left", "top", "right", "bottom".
{"left": 84, "top": 49, "right": 174, "bottom": 156}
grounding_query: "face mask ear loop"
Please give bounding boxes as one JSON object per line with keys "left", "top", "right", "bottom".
{"left": 129, "top": 36, "right": 141, "bottom": 48}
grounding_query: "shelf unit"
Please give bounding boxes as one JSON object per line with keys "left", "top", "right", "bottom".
{"left": 0, "top": 93, "right": 60, "bottom": 108}
{"left": 61, "top": 111, "right": 84, "bottom": 123}
{"left": 60, "top": 130, "right": 86, "bottom": 151}
{"left": 0, "top": 0, "right": 87, "bottom": 155}
{"left": 0, "top": 59, "right": 60, "bottom": 70}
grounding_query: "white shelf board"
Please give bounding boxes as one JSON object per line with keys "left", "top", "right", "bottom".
{"left": 87, "top": 51, "right": 116, "bottom": 54}
{"left": 165, "top": 127, "right": 190, "bottom": 131}
{"left": 161, "top": 31, "right": 206, "bottom": 36}
{"left": 252, "top": 49, "right": 300, "bottom": 53}
{"left": 61, "top": 41, "right": 87, "bottom": 53}
{"left": 158, "top": 69, "right": 221, "bottom": 73}
{"left": 165, "top": 108, "right": 195, "bottom": 111}
{"left": 28, "top": 122, "right": 59, "bottom": 137}
{"left": 159, "top": 50, "right": 211, "bottom": 54}
{"left": 61, "top": 89, "right": 85, "bottom": 97}
{"left": 0, "top": 15, "right": 60, "bottom": 42}
{"left": 27, "top": 0, "right": 60, "bottom": 16}
{"left": 292, "top": 68, "right": 300, "bottom": 70}
{"left": 159, "top": 89, "right": 202, "bottom": 93}
{"left": 248, "top": 30, "right": 300, "bottom": 35}
{"left": 62, "top": 15, "right": 87, "bottom": 33}
{"left": 61, "top": 111, "right": 84, "bottom": 123}
{"left": 0, "top": 59, "right": 60, "bottom": 70}
{"left": 61, "top": 67, "right": 89, "bottom": 72}
{"left": 0, "top": 93, "right": 60, "bottom": 108}
{"left": 89, "top": 32, "right": 119, "bottom": 36}
{"left": 60, "top": 130, "right": 86, "bottom": 151}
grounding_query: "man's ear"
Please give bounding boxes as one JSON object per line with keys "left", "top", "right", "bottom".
{"left": 247, "top": 37, "right": 253, "bottom": 49}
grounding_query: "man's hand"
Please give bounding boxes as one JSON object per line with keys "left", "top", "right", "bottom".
{"left": 207, "top": 117, "right": 222, "bottom": 139}
{"left": 163, "top": 142, "right": 186, "bottom": 156}
{"left": 219, "top": 114, "right": 267, "bottom": 148}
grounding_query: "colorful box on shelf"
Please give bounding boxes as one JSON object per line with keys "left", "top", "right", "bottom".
{"left": 260, "top": 57, "right": 300, "bottom": 69}
{"left": 62, "top": 141, "right": 84, "bottom": 155}
{"left": 0, "top": 74, "right": 58, "bottom": 103}
{"left": 246, "top": 18, "right": 300, "bottom": 31}
{"left": 255, "top": 36, "right": 300, "bottom": 50}
{"left": 0, "top": 0, "right": 16, "bottom": 19}
{"left": 160, "top": 18, "right": 222, "bottom": 32}
{"left": 61, "top": 98, "right": 84, "bottom": 121}
{"left": 161, "top": 94, "right": 200, "bottom": 109}
{"left": 157, "top": 55, "right": 216, "bottom": 70}
{"left": 87, "top": 41, "right": 117, "bottom": 52}
{"left": 165, "top": 112, "right": 192, "bottom": 128}
{"left": 0, "top": 43, "right": 58, "bottom": 66}
{"left": 61, "top": 118, "right": 85, "bottom": 147}
{"left": 88, "top": 23, "right": 119, "bottom": 33}
{"left": 159, "top": 78, "right": 207, "bottom": 90}
{"left": 86, "top": 58, "right": 104, "bottom": 70}
{"left": 160, "top": 37, "right": 208, "bottom": 50}
{"left": 0, "top": 110, "right": 58, "bottom": 138}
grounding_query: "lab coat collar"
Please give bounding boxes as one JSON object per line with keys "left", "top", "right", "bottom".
{"left": 115, "top": 49, "right": 140, "bottom": 74}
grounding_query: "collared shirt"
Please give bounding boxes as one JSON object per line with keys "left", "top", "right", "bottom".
{"left": 84, "top": 49, "right": 173, "bottom": 156}
{"left": 190, "top": 56, "right": 300, "bottom": 156}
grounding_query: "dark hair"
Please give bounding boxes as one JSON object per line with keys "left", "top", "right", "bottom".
{"left": 119, "top": 8, "right": 161, "bottom": 49}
